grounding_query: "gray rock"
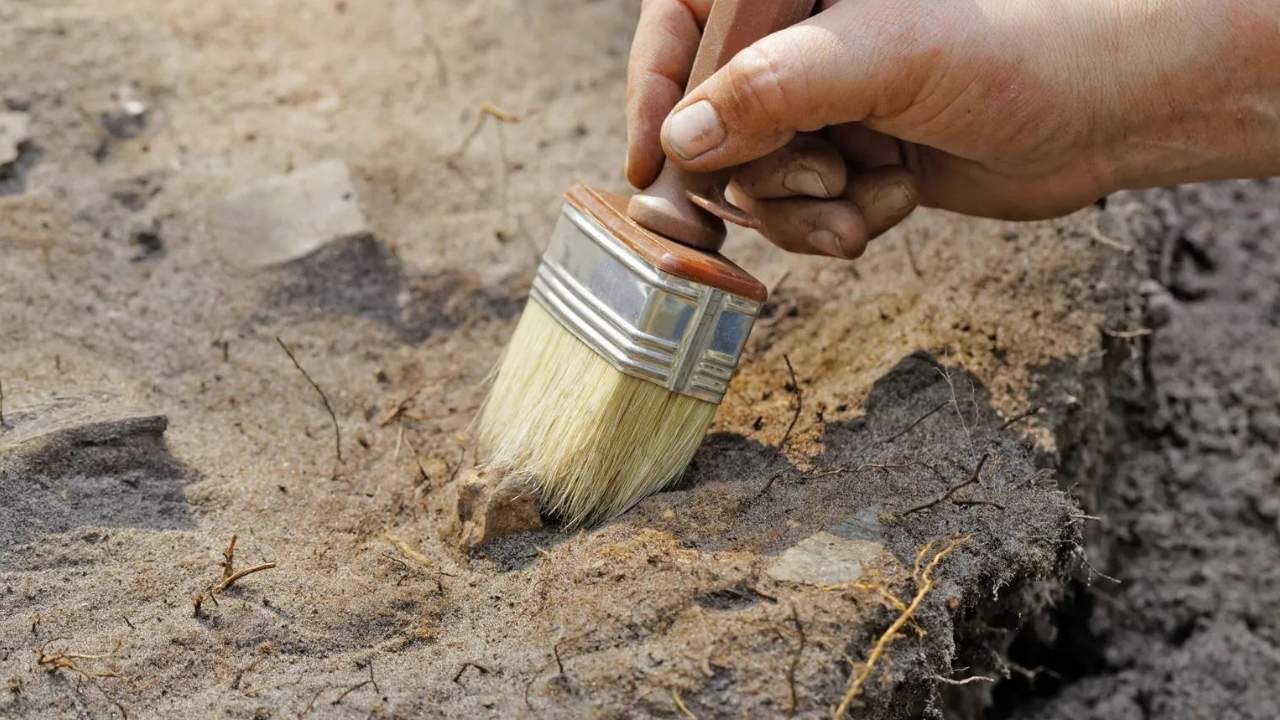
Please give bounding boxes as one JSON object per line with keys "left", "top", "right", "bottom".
{"left": 766, "top": 506, "right": 889, "bottom": 586}
{"left": 209, "top": 158, "right": 369, "bottom": 269}
{"left": 0, "top": 111, "right": 30, "bottom": 166}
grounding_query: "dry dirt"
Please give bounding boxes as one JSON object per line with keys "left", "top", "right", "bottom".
{"left": 0, "top": 1, "right": 1275, "bottom": 719}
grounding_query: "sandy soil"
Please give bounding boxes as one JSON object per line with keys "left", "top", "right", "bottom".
{"left": 1, "top": 1, "right": 1274, "bottom": 719}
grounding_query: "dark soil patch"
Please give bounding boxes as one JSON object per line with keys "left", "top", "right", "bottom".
{"left": 999, "top": 180, "right": 1280, "bottom": 720}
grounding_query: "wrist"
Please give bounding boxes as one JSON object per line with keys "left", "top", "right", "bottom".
{"left": 1094, "top": 0, "right": 1280, "bottom": 192}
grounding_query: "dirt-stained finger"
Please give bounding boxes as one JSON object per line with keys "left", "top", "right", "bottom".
{"left": 729, "top": 186, "right": 869, "bottom": 260}
{"left": 825, "top": 122, "right": 903, "bottom": 170}
{"left": 625, "top": 0, "right": 714, "bottom": 188}
{"left": 733, "top": 133, "right": 848, "bottom": 200}
{"left": 845, "top": 166, "right": 918, "bottom": 239}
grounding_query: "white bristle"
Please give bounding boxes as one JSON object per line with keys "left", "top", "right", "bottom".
{"left": 477, "top": 301, "right": 717, "bottom": 527}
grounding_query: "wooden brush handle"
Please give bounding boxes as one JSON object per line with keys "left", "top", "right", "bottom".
{"left": 627, "top": 0, "right": 816, "bottom": 251}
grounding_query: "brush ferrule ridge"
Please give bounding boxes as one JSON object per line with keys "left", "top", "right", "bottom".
{"left": 528, "top": 203, "right": 760, "bottom": 404}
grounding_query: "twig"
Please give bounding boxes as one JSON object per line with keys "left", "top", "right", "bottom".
{"left": 931, "top": 674, "right": 995, "bottom": 686}
{"left": 952, "top": 499, "right": 1005, "bottom": 510}
{"left": 452, "top": 662, "right": 490, "bottom": 684}
{"left": 881, "top": 400, "right": 947, "bottom": 445}
{"left": 832, "top": 537, "right": 969, "bottom": 718}
{"left": 1088, "top": 225, "right": 1134, "bottom": 253}
{"left": 214, "top": 563, "right": 278, "bottom": 594}
{"left": 672, "top": 688, "right": 698, "bottom": 719}
{"left": 192, "top": 591, "right": 208, "bottom": 617}
{"left": 446, "top": 102, "right": 533, "bottom": 258}
{"left": 1082, "top": 555, "right": 1122, "bottom": 584}
{"left": 896, "top": 454, "right": 990, "bottom": 518}
{"left": 222, "top": 535, "right": 238, "bottom": 580}
{"left": 193, "top": 536, "right": 278, "bottom": 616}
{"left": 935, "top": 367, "right": 972, "bottom": 450}
{"left": 36, "top": 639, "right": 128, "bottom": 718}
{"left": 903, "top": 235, "right": 922, "bottom": 277}
{"left": 998, "top": 405, "right": 1041, "bottom": 431}
{"left": 450, "top": 102, "right": 521, "bottom": 159}
{"left": 553, "top": 640, "right": 567, "bottom": 676}
{"left": 401, "top": 428, "right": 430, "bottom": 484}
{"left": 777, "top": 355, "right": 802, "bottom": 455}
{"left": 752, "top": 469, "right": 790, "bottom": 501}
{"left": 330, "top": 677, "right": 371, "bottom": 706}
{"left": 1102, "top": 327, "right": 1152, "bottom": 339}
{"left": 0, "top": 378, "right": 5, "bottom": 426}
{"left": 378, "top": 386, "right": 423, "bottom": 426}
{"left": 804, "top": 465, "right": 857, "bottom": 481}
{"left": 786, "top": 604, "right": 806, "bottom": 718}
{"left": 820, "top": 581, "right": 925, "bottom": 638}
{"left": 1006, "top": 662, "right": 1061, "bottom": 681}
{"left": 299, "top": 684, "right": 328, "bottom": 718}
{"left": 752, "top": 355, "right": 804, "bottom": 500}
{"left": 276, "top": 337, "right": 342, "bottom": 478}
{"left": 386, "top": 535, "right": 432, "bottom": 567}
{"left": 230, "top": 647, "right": 272, "bottom": 690}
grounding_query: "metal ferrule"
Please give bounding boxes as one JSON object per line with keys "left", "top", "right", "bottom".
{"left": 529, "top": 202, "right": 761, "bottom": 405}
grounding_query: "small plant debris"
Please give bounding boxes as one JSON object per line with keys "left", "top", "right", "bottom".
{"left": 832, "top": 536, "right": 970, "bottom": 718}
{"left": 36, "top": 638, "right": 128, "bottom": 718}
{"left": 192, "top": 535, "right": 278, "bottom": 617}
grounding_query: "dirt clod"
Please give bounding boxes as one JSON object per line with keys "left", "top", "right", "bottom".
{"left": 441, "top": 468, "right": 542, "bottom": 549}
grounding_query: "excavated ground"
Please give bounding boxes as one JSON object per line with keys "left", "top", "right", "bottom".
{"left": 0, "top": 1, "right": 1274, "bottom": 718}
{"left": 1002, "top": 182, "right": 1280, "bottom": 720}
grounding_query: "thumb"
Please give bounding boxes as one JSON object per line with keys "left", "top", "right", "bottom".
{"left": 659, "top": 2, "right": 920, "bottom": 172}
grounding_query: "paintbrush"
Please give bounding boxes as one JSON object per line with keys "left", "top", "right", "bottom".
{"left": 479, "top": 0, "right": 815, "bottom": 527}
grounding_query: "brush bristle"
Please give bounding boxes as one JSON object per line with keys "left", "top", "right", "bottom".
{"left": 478, "top": 301, "right": 717, "bottom": 527}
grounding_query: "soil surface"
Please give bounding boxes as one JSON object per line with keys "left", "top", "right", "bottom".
{"left": 0, "top": 2, "right": 1275, "bottom": 719}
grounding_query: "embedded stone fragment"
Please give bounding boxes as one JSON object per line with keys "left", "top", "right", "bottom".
{"left": 0, "top": 111, "right": 31, "bottom": 166}
{"left": 767, "top": 506, "right": 890, "bottom": 586}
{"left": 209, "top": 158, "right": 369, "bottom": 269}
{"left": 441, "top": 468, "right": 542, "bottom": 549}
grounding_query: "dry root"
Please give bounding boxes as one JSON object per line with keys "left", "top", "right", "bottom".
{"left": 671, "top": 687, "right": 698, "bottom": 719}
{"left": 192, "top": 535, "right": 277, "bottom": 617}
{"left": 36, "top": 638, "right": 127, "bottom": 718}
{"left": 831, "top": 536, "right": 970, "bottom": 718}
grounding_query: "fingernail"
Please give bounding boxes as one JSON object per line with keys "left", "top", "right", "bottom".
{"left": 783, "top": 169, "right": 831, "bottom": 198}
{"left": 808, "top": 229, "right": 849, "bottom": 259}
{"left": 877, "top": 181, "right": 916, "bottom": 215}
{"left": 664, "top": 100, "right": 725, "bottom": 160}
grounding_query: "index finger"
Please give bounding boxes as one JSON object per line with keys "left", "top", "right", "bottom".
{"left": 626, "top": 0, "right": 713, "bottom": 188}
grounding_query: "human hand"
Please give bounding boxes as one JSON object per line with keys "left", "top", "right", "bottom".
{"left": 626, "top": 0, "right": 1280, "bottom": 259}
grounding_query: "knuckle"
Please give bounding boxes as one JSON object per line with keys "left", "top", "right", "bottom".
{"left": 722, "top": 44, "right": 795, "bottom": 131}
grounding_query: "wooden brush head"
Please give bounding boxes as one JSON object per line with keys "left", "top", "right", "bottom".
{"left": 564, "top": 184, "right": 767, "bottom": 303}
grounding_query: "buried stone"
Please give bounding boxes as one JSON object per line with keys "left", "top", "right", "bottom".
{"left": 208, "top": 159, "right": 369, "bottom": 269}
{"left": 766, "top": 505, "right": 893, "bottom": 586}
